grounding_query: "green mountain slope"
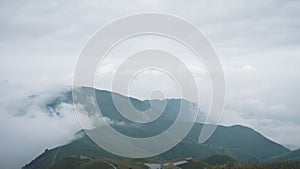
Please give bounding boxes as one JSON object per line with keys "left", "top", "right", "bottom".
{"left": 49, "top": 156, "right": 147, "bottom": 169}
{"left": 200, "top": 154, "right": 237, "bottom": 165}
{"left": 23, "top": 123, "right": 290, "bottom": 169}
{"left": 48, "top": 157, "right": 108, "bottom": 169}
{"left": 201, "top": 125, "right": 289, "bottom": 161}
{"left": 265, "top": 149, "right": 300, "bottom": 162}
{"left": 177, "top": 159, "right": 210, "bottom": 169}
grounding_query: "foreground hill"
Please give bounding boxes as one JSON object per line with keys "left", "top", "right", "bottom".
{"left": 208, "top": 160, "right": 300, "bottom": 169}
{"left": 35, "top": 155, "right": 300, "bottom": 169}
{"left": 49, "top": 156, "right": 147, "bottom": 169}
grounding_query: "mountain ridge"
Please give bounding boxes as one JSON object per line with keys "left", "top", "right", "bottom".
{"left": 22, "top": 122, "right": 291, "bottom": 169}
{"left": 22, "top": 87, "right": 292, "bottom": 169}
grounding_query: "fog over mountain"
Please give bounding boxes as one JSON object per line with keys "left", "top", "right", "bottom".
{"left": 0, "top": 82, "right": 298, "bottom": 169}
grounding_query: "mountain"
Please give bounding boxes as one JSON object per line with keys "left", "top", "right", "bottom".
{"left": 23, "top": 87, "right": 290, "bottom": 169}
{"left": 22, "top": 125, "right": 289, "bottom": 169}
{"left": 200, "top": 124, "right": 289, "bottom": 161}
{"left": 265, "top": 149, "right": 300, "bottom": 162}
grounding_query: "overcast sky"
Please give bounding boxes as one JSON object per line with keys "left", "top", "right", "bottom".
{"left": 1, "top": 0, "right": 300, "bottom": 169}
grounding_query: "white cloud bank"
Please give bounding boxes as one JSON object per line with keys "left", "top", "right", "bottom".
{"left": 0, "top": 81, "right": 81, "bottom": 169}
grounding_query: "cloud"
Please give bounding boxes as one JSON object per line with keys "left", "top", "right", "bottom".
{"left": 97, "top": 64, "right": 116, "bottom": 74}
{"left": 242, "top": 64, "right": 257, "bottom": 72}
{"left": 221, "top": 65, "right": 300, "bottom": 149}
{"left": 0, "top": 80, "right": 82, "bottom": 169}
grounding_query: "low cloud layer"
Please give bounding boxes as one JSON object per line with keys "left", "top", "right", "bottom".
{"left": 0, "top": 81, "right": 81, "bottom": 169}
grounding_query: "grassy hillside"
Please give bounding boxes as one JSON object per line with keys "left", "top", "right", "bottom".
{"left": 49, "top": 156, "right": 147, "bottom": 169}
{"left": 200, "top": 154, "right": 238, "bottom": 166}
{"left": 22, "top": 123, "right": 290, "bottom": 169}
{"left": 265, "top": 149, "right": 300, "bottom": 162}
{"left": 208, "top": 160, "right": 300, "bottom": 169}
{"left": 177, "top": 159, "right": 210, "bottom": 169}
{"left": 191, "top": 124, "right": 289, "bottom": 161}
{"left": 48, "top": 157, "right": 111, "bottom": 169}
{"left": 48, "top": 156, "right": 300, "bottom": 169}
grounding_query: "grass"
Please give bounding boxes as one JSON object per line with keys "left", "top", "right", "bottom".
{"left": 178, "top": 159, "right": 210, "bottom": 169}
{"left": 207, "top": 160, "right": 300, "bottom": 169}
{"left": 49, "top": 156, "right": 148, "bottom": 169}
{"left": 49, "top": 155, "right": 300, "bottom": 169}
{"left": 162, "top": 164, "right": 181, "bottom": 169}
{"left": 106, "top": 159, "right": 147, "bottom": 169}
{"left": 74, "top": 159, "right": 114, "bottom": 169}
{"left": 200, "top": 154, "right": 238, "bottom": 166}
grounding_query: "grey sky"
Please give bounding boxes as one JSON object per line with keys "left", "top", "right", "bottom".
{"left": 0, "top": 0, "right": 300, "bottom": 169}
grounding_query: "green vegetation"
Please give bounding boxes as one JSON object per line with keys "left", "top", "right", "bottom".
{"left": 49, "top": 157, "right": 113, "bottom": 169}
{"left": 127, "top": 157, "right": 163, "bottom": 164}
{"left": 200, "top": 154, "right": 238, "bottom": 166}
{"left": 192, "top": 124, "right": 289, "bottom": 161}
{"left": 49, "top": 156, "right": 147, "bottom": 169}
{"left": 208, "top": 160, "right": 300, "bottom": 169}
{"left": 106, "top": 159, "right": 146, "bottom": 169}
{"left": 265, "top": 149, "right": 300, "bottom": 162}
{"left": 162, "top": 164, "right": 181, "bottom": 169}
{"left": 178, "top": 159, "right": 209, "bottom": 169}
{"left": 23, "top": 119, "right": 291, "bottom": 169}
{"left": 48, "top": 156, "right": 300, "bottom": 169}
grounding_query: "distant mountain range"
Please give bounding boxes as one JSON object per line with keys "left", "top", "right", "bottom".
{"left": 23, "top": 87, "right": 298, "bottom": 169}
